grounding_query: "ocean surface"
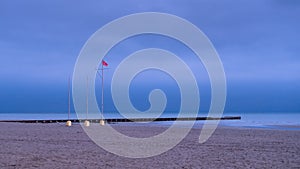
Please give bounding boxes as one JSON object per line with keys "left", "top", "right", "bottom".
{"left": 0, "top": 112, "right": 299, "bottom": 130}
{"left": 220, "top": 112, "right": 300, "bottom": 130}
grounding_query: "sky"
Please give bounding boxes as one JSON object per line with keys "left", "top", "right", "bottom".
{"left": 0, "top": 0, "right": 299, "bottom": 114}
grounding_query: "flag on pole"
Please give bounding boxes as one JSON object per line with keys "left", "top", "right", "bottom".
{"left": 102, "top": 60, "right": 108, "bottom": 66}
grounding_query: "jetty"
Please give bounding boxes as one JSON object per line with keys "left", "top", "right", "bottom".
{"left": 0, "top": 116, "right": 241, "bottom": 123}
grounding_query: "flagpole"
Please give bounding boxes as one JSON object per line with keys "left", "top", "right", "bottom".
{"left": 84, "top": 76, "right": 90, "bottom": 127}
{"left": 99, "top": 60, "right": 106, "bottom": 126}
{"left": 86, "top": 77, "right": 89, "bottom": 120}
{"left": 101, "top": 62, "right": 104, "bottom": 120}
{"left": 68, "top": 76, "right": 71, "bottom": 120}
{"left": 66, "top": 76, "right": 72, "bottom": 126}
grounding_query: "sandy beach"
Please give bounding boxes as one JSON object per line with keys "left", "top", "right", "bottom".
{"left": 0, "top": 122, "right": 299, "bottom": 169}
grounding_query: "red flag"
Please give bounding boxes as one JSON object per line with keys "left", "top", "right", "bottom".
{"left": 102, "top": 60, "right": 108, "bottom": 66}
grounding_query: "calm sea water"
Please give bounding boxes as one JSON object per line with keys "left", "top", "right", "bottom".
{"left": 0, "top": 112, "right": 299, "bottom": 130}
{"left": 220, "top": 112, "right": 300, "bottom": 130}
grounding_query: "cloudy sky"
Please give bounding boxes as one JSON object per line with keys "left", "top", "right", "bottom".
{"left": 0, "top": 0, "right": 299, "bottom": 114}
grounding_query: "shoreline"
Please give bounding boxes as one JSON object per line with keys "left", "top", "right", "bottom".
{"left": 1, "top": 119, "right": 299, "bottom": 131}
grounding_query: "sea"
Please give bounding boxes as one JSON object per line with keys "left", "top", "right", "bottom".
{"left": 0, "top": 112, "right": 299, "bottom": 130}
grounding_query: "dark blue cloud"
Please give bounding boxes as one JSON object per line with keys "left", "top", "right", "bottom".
{"left": 0, "top": 0, "right": 299, "bottom": 113}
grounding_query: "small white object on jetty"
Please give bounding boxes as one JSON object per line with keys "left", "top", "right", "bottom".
{"left": 66, "top": 120, "right": 72, "bottom": 127}
{"left": 100, "top": 119, "right": 105, "bottom": 126}
{"left": 84, "top": 120, "right": 90, "bottom": 127}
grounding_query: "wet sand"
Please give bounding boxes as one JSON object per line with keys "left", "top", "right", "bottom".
{"left": 0, "top": 122, "right": 299, "bottom": 169}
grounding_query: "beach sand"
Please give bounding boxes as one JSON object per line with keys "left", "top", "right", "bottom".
{"left": 0, "top": 122, "right": 299, "bottom": 169}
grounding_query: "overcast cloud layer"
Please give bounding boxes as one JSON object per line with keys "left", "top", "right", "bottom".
{"left": 0, "top": 0, "right": 299, "bottom": 113}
